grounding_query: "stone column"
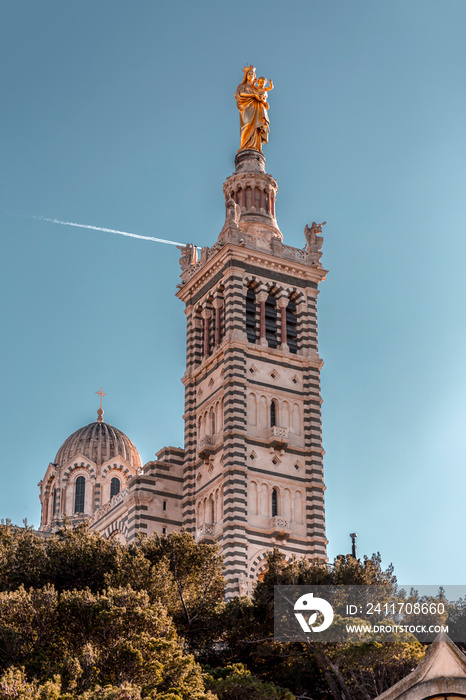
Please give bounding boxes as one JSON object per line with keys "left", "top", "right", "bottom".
{"left": 296, "top": 297, "right": 307, "bottom": 356}
{"left": 257, "top": 291, "right": 268, "bottom": 346}
{"left": 42, "top": 496, "right": 48, "bottom": 526}
{"left": 213, "top": 298, "right": 223, "bottom": 347}
{"left": 277, "top": 295, "right": 289, "bottom": 352}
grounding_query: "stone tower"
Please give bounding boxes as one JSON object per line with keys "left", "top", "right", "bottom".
{"left": 177, "top": 148, "right": 327, "bottom": 597}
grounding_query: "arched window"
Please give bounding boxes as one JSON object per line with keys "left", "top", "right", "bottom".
{"left": 75, "top": 476, "right": 85, "bottom": 513}
{"left": 286, "top": 298, "right": 298, "bottom": 354}
{"left": 210, "top": 408, "right": 216, "bottom": 435}
{"left": 246, "top": 287, "right": 257, "bottom": 343}
{"left": 270, "top": 399, "right": 277, "bottom": 427}
{"left": 110, "top": 477, "right": 120, "bottom": 498}
{"left": 272, "top": 488, "right": 278, "bottom": 517}
{"left": 265, "top": 293, "right": 278, "bottom": 348}
{"left": 248, "top": 392, "right": 257, "bottom": 426}
{"left": 53, "top": 488, "right": 58, "bottom": 516}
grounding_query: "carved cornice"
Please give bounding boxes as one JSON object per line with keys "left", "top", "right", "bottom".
{"left": 223, "top": 171, "right": 278, "bottom": 196}
{"left": 177, "top": 240, "right": 327, "bottom": 302}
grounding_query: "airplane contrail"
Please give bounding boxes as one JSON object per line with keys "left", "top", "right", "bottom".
{"left": 32, "top": 215, "right": 190, "bottom": 248}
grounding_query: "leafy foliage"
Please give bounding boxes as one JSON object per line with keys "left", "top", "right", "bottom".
{"left": 204, "top": 664, "right": 294, "bottom": 700}
{"left": 212, "top": 549, "right": 424, "bottom": 700}
{"left": 105, "top": 530, "right": 224, "bottom": 645}
{"left": 0, "top": 522, "right": 122, "bottom": 593}
{"left": 0, "top": 585, "right": 213, "bottom": 699}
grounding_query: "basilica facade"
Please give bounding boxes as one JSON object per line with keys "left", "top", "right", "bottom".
{"left": 39, "top": 146, "right": 328, "bottom": 598}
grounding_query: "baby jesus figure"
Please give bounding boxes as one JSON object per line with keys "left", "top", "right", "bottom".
{"left": 255, "top": 76, "right": 274, "bottom": 109}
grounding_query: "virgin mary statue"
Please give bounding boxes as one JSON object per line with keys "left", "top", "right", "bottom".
{"left": 235, "top": 66, "right": 269, "bottom": 153}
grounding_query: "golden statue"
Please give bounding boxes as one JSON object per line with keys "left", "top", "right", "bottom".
{"left": 235, "top": 65, "right": 273, "bottom": 153}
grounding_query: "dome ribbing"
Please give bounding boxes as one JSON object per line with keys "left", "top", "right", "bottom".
{"left": 54, "top": 421, "right": 142, "bottom": 470}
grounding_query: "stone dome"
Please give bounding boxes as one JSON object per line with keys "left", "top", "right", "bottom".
{"left": 54, "top": 420, "right": 142, "bottom": 470}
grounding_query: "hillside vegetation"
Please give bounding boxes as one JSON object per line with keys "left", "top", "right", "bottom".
{"left": 0, "top": 523, "right": 430, "bottom": 699}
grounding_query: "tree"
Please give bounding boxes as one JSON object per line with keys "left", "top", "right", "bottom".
{"left": 0, "top": 585, "right": 215, "bottom": 699}
{"left": 0, "top": 667, "right": 62, "bottom": 700}
{"left": 0, "top": 522, "right": 48, "bottom": 591}
{"left": 215, "top": 550, "right": 423, "bottom": 700}
{"left": 106, "top": 531, "right": 224, "bottom": 648}
{"left": 0, "top": 522, "right": 123, "bottom": 594}
{"left": 204, "top": 663, "right": 294, "bottom": 700}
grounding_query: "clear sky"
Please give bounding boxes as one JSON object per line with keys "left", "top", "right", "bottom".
{"left": 1, "top": 0, "right": 466, "bottom": 585}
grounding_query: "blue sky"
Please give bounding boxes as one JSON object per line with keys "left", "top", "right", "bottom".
{"left": 1, "top": 0, "right": 466, "bottom": 584}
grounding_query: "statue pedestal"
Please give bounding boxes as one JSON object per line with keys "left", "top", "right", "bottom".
{"left": 234, "top": 149, "right": 266, "bottom": 173}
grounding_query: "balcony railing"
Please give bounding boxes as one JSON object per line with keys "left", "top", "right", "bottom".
{"left": 268, "top": 426, "right": 289, "bottom": 449}
{"left": 198, "top": 433, "right": 222, "bottom": 459}
{"left": 196, "top": 523, "right": 215, "bottom": 542}
{"left": 269, "top": 515, "right": 291, "bottom": 540}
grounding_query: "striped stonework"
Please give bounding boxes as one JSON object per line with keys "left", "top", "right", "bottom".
{"left": 177, "top": 149, "right": 328, "bottom": 596}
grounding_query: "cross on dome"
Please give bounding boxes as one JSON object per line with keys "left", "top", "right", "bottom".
{"left": 96, "top": 387, "right": 107, "bottom": 423}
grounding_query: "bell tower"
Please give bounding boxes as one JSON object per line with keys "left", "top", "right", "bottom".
{"left": 176, "top": 69, "right": 327, "bottom": 597}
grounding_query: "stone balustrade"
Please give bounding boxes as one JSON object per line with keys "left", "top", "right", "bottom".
{"left": 270, "top": 515, "right": 291, "bottom": 540}
{"left": 268, "top": 425, "right": 289, "bottom": 449}
{"left": 196, "top": 522, "right": 215, "bottom": 542}
{"left": 88, "top": 487, "right": 129, "bottom": 525}
{"left": 198, "top": 432, "right": 222, "bottom": 459}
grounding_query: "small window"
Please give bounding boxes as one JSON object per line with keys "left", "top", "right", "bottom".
{"left": 272, "top": 488, "right": 278, "bottom": 517}
{"left": 110, "top": 477, "right": 120, "bottom": 498}
{"left": 270, "top": 400, "right": 277, "bottom": 427}
{"left": 53, "top": 488, "right": 58, "bottom": 515}
{"left": 162, "top": 527, "right": 167, "bottom": 535}
{"left": 163, "top": 500, "right": 167, "bottom": 511}
{"left": 75, "top": 476, "right": 85, "bottom": 513}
